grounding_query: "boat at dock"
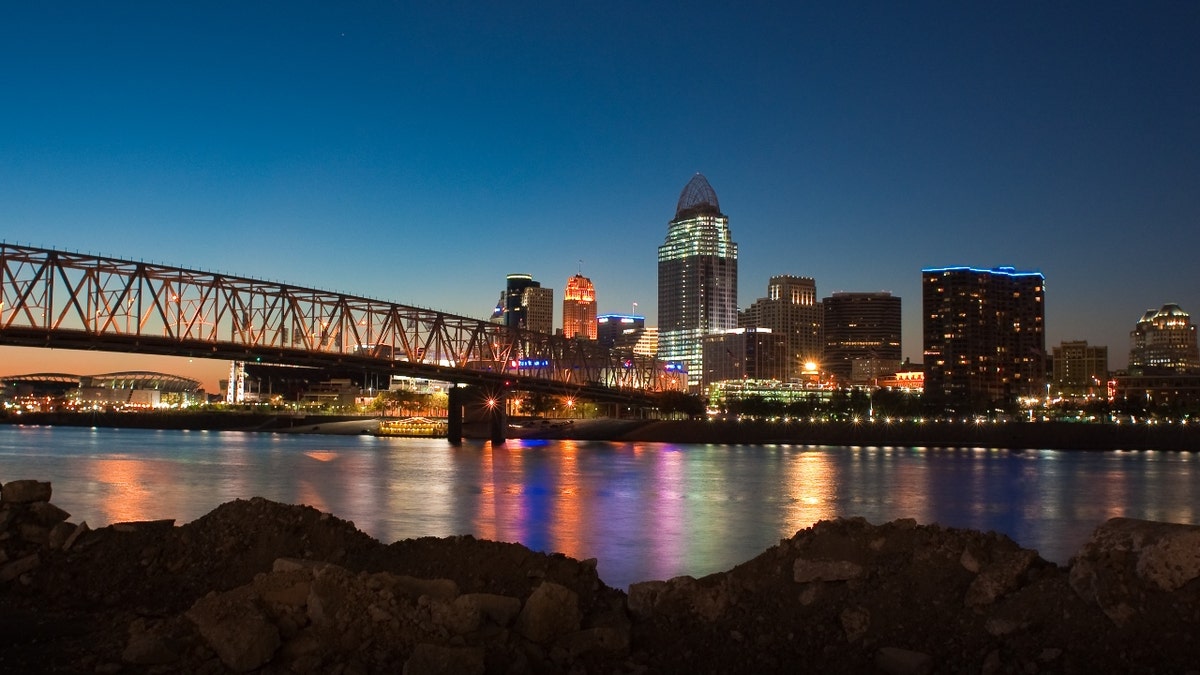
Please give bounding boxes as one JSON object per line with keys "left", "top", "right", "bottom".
{"left": 375, "top": 417, "right": 448, "bottom": 438}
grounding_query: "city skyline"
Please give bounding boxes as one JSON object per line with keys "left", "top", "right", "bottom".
{"left": 2, "top": 3, "right": 1198, "bottom": 391}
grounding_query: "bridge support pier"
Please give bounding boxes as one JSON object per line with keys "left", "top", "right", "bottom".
{"left": 447, "top": 386, "right": 463, "bottom": 445}
{"left": 489, "top": 391, "right": 507, "bottom": 445}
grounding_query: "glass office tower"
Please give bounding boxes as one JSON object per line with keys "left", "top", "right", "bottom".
{"left": 657, "top": 174, "right": 738, "bottom": 388}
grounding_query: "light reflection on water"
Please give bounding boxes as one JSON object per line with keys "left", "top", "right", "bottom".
{"left": 1, "top": 425, "right": 1195, "bottom": 590}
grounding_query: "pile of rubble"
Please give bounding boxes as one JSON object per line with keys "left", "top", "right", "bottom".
{"left": 3, "top": 478, "right": 1198, "bottom": 674}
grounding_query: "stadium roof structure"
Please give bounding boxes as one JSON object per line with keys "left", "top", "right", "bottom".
{"left": 1, "top": 371, "right": 201, "bottom": 392}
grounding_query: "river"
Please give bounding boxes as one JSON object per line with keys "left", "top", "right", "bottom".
{"left": 1, "top": 424, "right": 1196, "bottom": 590}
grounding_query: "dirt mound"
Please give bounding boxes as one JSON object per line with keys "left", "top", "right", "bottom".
{"left": 3, "top": 479, "right": 1199, "bottom": 673}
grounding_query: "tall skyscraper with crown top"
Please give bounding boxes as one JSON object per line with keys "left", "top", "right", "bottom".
{"left": 562, "top": 274, "right": 597, "bottom": 340}
{"left": 657, "top": 174, "right": 738, "bottom": 388}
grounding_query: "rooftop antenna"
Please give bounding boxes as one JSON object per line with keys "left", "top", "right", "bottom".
{"left": 577, "top": 259, "right": 583, "bottom": 274}
{"left": 633, "top": 302, "right": 639, "bottom": 316}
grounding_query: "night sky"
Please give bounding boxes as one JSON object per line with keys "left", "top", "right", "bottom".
{"left": 3, "top": 2, "right": 1198, "bottom": 391}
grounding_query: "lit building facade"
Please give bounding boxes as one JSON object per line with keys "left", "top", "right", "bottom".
{"left": 523, "top": 286, "right": 554, "bottom": 335}
{"left": 822, "top": 291, "right": 902, "bottom": 384}
{"left": 597, "top": 314, "right": 645, "bottom": 349}
{"left": 701, "top": 328, "right": 788, "bottom": 386}
{"left": 562, "top": 274, "right": 597, "bottom": 340}
{"left": 741, "top": 276, "right": 822, "bottom": 381}
{"left": 658, "top": 174, "right": 738, "bottom": 388}
{"left": 922, "top": 266, "right": 1045, "bottom": 412}
{"left": 1128, "top": 304, "right": 1199, "bottom": 374}
{"left": 1052, "top": 340, "right": 1108, "bottom": 396}
{"left": 630, "top": 327, "right": 659, "bottom": 358}
{"left": 498, "top": 274, "right": 554, "bottom": 334}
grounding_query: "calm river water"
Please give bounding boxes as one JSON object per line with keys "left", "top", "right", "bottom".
{"left": 1, "top": 424, "right": 1196, "bottom": 590}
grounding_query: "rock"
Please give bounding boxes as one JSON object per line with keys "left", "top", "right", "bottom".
{"left": 984, "top": 616, "right": 1024, "bottom": 636}
{"left": 626, "top": 575, "right": 733, "bottom": 622}
{"left": 186, "top": 594, "right": 281, "bottom": 672}
{"left": 798, "top": 583, "right": 820, "bottom": 605}
{"left": 28, "top": 501, "right": 71, "bottom": 526}
{"left": 19, "top": 522, "right": 51, "bottom": 545}
{"left": 960, "top": 547, "right": 981, "bottom": 573}
{"left": 876, "top": 646, "right": 933, "bottom": 675}
{"left": 306, "top": 564, "right": 355, "bottom": 625}
{"left": 111, "top": 519, "right": 176, "bottom": 532}
{"left": 981, "top": 649, "right": 1002, "bottom": 675}
{"left": 965, "top": 549, "right": 1036, "bottom": 607}
{"left": 430, "top": 595, "right": 483, "bottom": 635}
{"left": 390, "top": 574, "right": 460, "bottom": 601}
{"left": 5, "top": 479, "right": 1200, "bottom": 675}
{"left": 122, "top": 631, "right": 179, "bottom": 665}
{"left": 459, "top": 592, "right": 522, "bottom": 626}
{"left": 48, "top": 521, "right": 76, "bottom": 550}
{"left": 254, "top": 569, "right": 313, "bottom": 608}
{"left": 516, "top": 581, "right": 581, "bottom": 644}
{"left": 1039, "top": 647, "right": 1063, "bottom": 662}
{"left": 840, "top": 606, "right": 870, "bottom": 643}
{"left": 62, "top": 521, "right": 89, "bottom": 551}
{"left": 1070, "top": 518, "right": 1200, "bottom": 625}
{"left": 402, "top": 643, "right": 485, "bottom": 675}
{"left": 1130, "top": 525, "right": 1200, "bottom": 591}
{"left": 0, "top": 553, "right": 40, "bottom": 582}
{"left": 793, "top": 558, "right": 865, "bottom": 583}
{"left": 1, "top": 479, "right": 52, "bottom": 504}
{"left": 557, "top": 625, "right": 631, "bottom": 657}
{"left": 626, "top": 579, "right": 667, "bottom": 617}
{"left": 273, "top": 557, "right": 334, "bottom": 573}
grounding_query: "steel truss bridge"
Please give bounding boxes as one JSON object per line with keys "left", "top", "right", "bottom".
{"left": 0, "top": 244, "right": 685, "bottom": 404}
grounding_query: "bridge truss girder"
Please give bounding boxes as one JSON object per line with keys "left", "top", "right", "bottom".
{"left": 0, "top": 244, "right": 685, "bottom": 404}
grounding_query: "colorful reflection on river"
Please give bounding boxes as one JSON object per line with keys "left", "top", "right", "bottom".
{"left": 1, "top": 425, "right": 1196, "bottom": 589}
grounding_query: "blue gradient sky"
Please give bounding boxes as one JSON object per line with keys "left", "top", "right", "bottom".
{"left": 3, "top": 2, "right": 1198, "bottom": 391}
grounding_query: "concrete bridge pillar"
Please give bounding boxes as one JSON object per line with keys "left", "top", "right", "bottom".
{"left": 449, "top": 385, "right": 507, "bottom": 444}
{"left": 489, "top": 390, "right": 507, "bottom": 445}
{"left": 447, "top": 386, "right": 463, "bottom": 445}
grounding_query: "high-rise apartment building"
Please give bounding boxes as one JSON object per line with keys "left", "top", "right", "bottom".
{"left": 922, "top": 266, "right": 1045, "bottom": 412}
{"left": 741, "top": 276, "right": 822, "bottom": 381}
{"left": 1129, "top": 304, "right": 1200, "bottom": 374}
{"left": 657, "top": 174, "right": 738, "bottom": 388}
{"left": 499, "top": 274, "right": 554, "bottom": 334}
{"left": 822, "top": 291, "right": 902, "bottom": 384}
{"left": 562, "top": 274, "right": 597, "bottom": 340}
{"left": 1052, "top": 340, "right": 1108, "bottom": 396}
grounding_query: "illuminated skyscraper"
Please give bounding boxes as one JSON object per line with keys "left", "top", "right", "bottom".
{"left": 823, "top": 291, "right": 901, "bottom": 384}
{"left": 562, "top": 274, "right": 597, "bottom": 340}
{"left": 523, "top": 286, "right": 554, "bottom": 335}
{"left": 742, "top": 275, "right": 823, "bottom": 381}
{"left": 922, "top": 266, "right": 1045, "bottom": 412}
{"left": 1129, "top": 304, "right": 1199, "bottom": 374}
{"left": 658, "top": 174, "right": 738, "bottom": 388}
{"left": 499, "top": 274, "right": 554, "bottom": 334}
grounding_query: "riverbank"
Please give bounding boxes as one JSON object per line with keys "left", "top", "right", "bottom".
{"left": 2, "top": 479, "right": 1198, "bottom": 673}
{"left": 4, "top": 412, "right": 1200, "bottom": 450}
{"left": 0, "top": 411, "right": 374, "bottom": 432}
{"left": 504, "top": 417, "right": 1200, "bottom": 451}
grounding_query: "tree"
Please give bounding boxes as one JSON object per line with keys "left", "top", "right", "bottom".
{"left": 654, "top": 391, "right": 707, "bottom": 419}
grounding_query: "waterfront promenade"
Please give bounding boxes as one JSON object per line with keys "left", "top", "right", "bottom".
{"left": 3, "top": 411, "right": 1199, "bottom": 450}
